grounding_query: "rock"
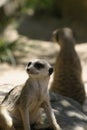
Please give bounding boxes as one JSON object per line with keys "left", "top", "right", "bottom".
{"left": 49, "top": 92, "right": 87, "bottom": 130}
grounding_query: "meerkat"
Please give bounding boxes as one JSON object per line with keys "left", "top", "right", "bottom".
{"left": 50, "top": 27, "right": 86, "bottom": 105}
{"left": 0, "top": 59, "right": 61, "bottom": 130}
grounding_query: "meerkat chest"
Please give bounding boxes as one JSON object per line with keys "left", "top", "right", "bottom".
{"left": 29, "top": 82, "right": 48, "bottom": 123}
{"left": 29, "top": 80, "right": 48, "bottom": 110}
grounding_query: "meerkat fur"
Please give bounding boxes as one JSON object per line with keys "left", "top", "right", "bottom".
{"left": 51, "top": 28, "right": 86, "bottom": 105}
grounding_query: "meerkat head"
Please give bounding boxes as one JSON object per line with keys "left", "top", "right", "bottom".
{"left": 26, "top": 59, "right": 53, "bottom": 78}
{"left": 53, "top": 27, "right": 75, "bottom": 46}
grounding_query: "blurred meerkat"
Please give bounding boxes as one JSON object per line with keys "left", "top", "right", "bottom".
{"left": 50, "top": 28, "right": 86, "bottom": 105}
{"left": 0, "top": 59, "right": 61, "bottom": 130}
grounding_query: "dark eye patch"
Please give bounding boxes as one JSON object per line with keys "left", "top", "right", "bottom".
{"left": 27, "top": 62, "right": 32, "bottom": 67}
{"left": 34, "top": 62, "right": 44, "bottom": 69}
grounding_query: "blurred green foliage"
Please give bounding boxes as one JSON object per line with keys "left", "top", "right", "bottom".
{"left": 25, "top": 0, "right": 54, "bottom": 15}
{"left": 0, "top": 40, "right": 16, "bottom": 64}
{"left": 26, "top": 0, "right": 53, "bottom": 10}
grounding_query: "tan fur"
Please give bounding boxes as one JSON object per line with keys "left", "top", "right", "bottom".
{"left": 50, "top": 28, "right": 86, "bottom": 105}
{"left": 0, "top": 59, "right": 61, "bottom": 130}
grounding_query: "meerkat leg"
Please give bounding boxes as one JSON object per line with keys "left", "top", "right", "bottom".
{"left": 18, "top": 106, "right": 31, "bottom": 130}
{"left": 42, "top": 100, "right": 61, "bottom": 130}
{"left": 0, "top": 106, "right": 15, "bottom": 130}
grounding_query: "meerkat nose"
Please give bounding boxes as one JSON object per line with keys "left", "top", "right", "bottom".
{"left": 27, "top": 68, "right": 30, "bottom": 72}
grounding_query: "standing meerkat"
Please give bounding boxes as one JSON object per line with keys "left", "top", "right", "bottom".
{"left": 0, "top": 59, "right": 61, "bottom": 130}
{"left": 50, "top": 28, "right": 86, "bottom": 105}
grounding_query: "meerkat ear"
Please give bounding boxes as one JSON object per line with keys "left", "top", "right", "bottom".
{"left": 49, "top": 67, "right": 53, "bottom": 76}
{"left": 53, "top": 29, "right": 59, "bottom": 42}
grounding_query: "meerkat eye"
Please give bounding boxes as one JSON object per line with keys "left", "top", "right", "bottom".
{"left": 27, "top": 62, "right": 32, "bottom": 67}
{"left": 34, "top": 62, "right": 44, "bottom": 69}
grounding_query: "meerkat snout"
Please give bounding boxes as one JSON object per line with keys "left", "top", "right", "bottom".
{"left": 26, "top": 68, "right": 30, "bottom": 72}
